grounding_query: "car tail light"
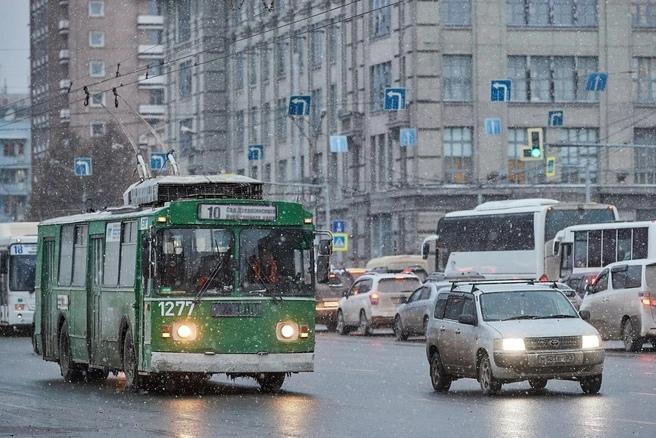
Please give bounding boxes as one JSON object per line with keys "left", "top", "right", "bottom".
{"left": 538, "top": 274, "right": 549, "bottom": 282}
{"left": 640, "top": 293, "right": 656, "bottom": 306}
{"left": 14, "top": 304, "right": 25, "bottom": 311}
{"left": 370, "top": 292, "right": 380, "bottom": 305}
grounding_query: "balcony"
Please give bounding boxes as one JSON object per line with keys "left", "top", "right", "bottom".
{"left": 137, "top": 44, "right": 163, "bottom": 59}
{"left": 58, "top": 49, "right": 70, "bottom": 64}
{"left": 137, "top": 74, "right": 166, "bottom": 88}
{"left": 59, "top": 79, "right": 72, "bottom": 94}
{"left": 137, "top": 15, "right": 164, "bottom": 29}
{"left": 138, "top": 104, "right": 166, "bottom": 119}
{"left": 60, "top": 109, "right": 71, "bottom": 123}
{"left": 58, "top": 19, "right": 69, "bottom": 34}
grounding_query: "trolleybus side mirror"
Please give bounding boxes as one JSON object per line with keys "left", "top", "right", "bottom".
{"left": 316, "top": 255, "right": 330, "bottom": 284}
{"left": 421, "top": 242, "right": 430, "bottom": 260}
{"left": 319, "top": 239, "right": 332, "bottom": 256}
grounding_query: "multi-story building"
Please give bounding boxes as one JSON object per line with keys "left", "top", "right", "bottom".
{"left": 0, "top": 94, "right": 31, "bottom": 221}
{"left": 168, "top": 0, "right": 656, "bottom": 266}
{"left": 29, "top": 0, "right": 167, "bottom": 203}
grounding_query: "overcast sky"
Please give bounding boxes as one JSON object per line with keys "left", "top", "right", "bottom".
{"left": 0, "top": 0, "right": 29, "bottom": 94}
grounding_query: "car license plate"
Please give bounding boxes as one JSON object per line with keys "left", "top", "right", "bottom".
{"left": 211, "top": 302, "right": 261, "bottom": 317}
{"left": 537, "top": 353, "right": 575, "bottom": 366}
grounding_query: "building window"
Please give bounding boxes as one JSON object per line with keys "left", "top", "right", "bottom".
{"left": 442, "top": 55, "right": 472, "bottom": 101}
{"left": 149, "top": 88, "right": 164, "bottom": 105}
{"left": 370, "top": 0, "right": 391, "bottom": 39}
{"left": 371, "top": 214, "right": 393, "bottom": 257}
{"left": 328, "top": 24, "right": 338, "bottom": 64}
{"left": 90, "top": 121, "right": 106, "bottom": 137}
{"left": 235, "top": 53, "right": 244, "bottom": 89}
{"left": 249, "top": 51, "right": 257, "bottom": 85}
{"left": 264, "top": 163, "right": 272, "bottom": 182}
{"left": 89, "top": 31, "right": 105, "bottom": 48}
{"left": 276, "top": 37, "right": 289, "bottom": 78}
{"left": 442, "top": 0, "right": 471, "bottom": 26}
{"left": 275, "top": 98, "right": 288, "bottom": 142}
{"left": 507, "top": 0, "right": 597, "bottom": 27}
{"left": 89, "top": 1, "right": 104, "bottom": 17}
{"left": 147, "top": 30, "right": 163, "bottom": 45}
{"left": 443, "top": 127, "right": 473, "bottom": 184}
{"left": 178, "top": 60, "right": 192, "bottom": 98}
{"left": 293, "top": 34, "right": 304, "bottom": 74}
{"left": 633, "top": 0, "right": 656, "bottom": 27}
{"left": 278, "top": 159, "right": 288, "bottom": 182}
{"left": 249, "top": 106, "right": 258, "bottom": 143}
{"left": 234, "top": 110, "right": 244, "bottom": 147}
{"left": 369, "top": 61, "right": 391, "bottom": 112}
{"left": 507, "top": 128, "right": 541, "bottom": 184}
{"left": 90, "top": 92, "right": 104, "bottom": 107}
{"left": 508, "top": 55, "right": 597, "bottom": 102}
{"left": 634, "top": 128, "right": 656, "bottom": 184}
{"left": 633, "top": 57, "right": 656, "bottom": 103}
{"left": 311, "top": 29, "right": 324, "bottom": 68}
{"left": 179, "top": 119, "right": 193, "bottom": 152}
{"left": 261, "top": 43, "right": 270, "bottom": 82}
{"left": 261, "top": 102, "right": 271, "bottom": 144}
{"left": 177, "top": 0, "right": 191, "bottom": 42}
{"left": 311, "top": 88, "right": 323, "bottom": 127}
{"left": 89, "top": 61, "right": 105, "bottom": 78}
{"left": 328, "top": 83, "right": 337, "bottom": 131}
{"left": 560, "top": 128, "right": 599, "bottom": 183}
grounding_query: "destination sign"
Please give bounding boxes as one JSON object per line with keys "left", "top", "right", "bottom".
{"left": 10, "top": 244, "right": 37, "bottom": 256}
{"left": 198, "top": 204, "right": 277, "bottom": 221}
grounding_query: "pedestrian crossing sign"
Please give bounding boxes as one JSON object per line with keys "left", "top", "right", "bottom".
{"left": 332, "top": 233, "right": 349, "bottom": 252}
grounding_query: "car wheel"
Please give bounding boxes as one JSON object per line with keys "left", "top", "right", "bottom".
{"left": 326, "top": 319, "right": 338, "bottom": 332}
{"left": 651, "top": 339, "right": 656, "bottom": 350}
{"left": 123, "top": 329, "right": 143, "bottom": 392}
{"left": 478, "top": 354, "right": 501, "bottom": 396}
{"left": 86, "top": 368, "right": 109, "bottom": 383}
{"left": 393, "top": 315, "right": 407, "bottom": 341}
{"left": 528, "top": 378, "right": 548, "bottom": 390}
{"left": 336, "top": 310, "right": 349, "bottom": 335}
{"left": 429, "top": 351, "right": 451, "bottom": 392}
{"left": 358, "top": 310, "right": 371, "bottom": 336}
{"left": 622, "top": 318, "right": 643, "bottom": 352}
{"left": 257, "top": 373, "right": 285, "bottom": 393}
{"left": 58, "top": 321, "right": 84, "bottom": 383}
{"left": 422, "top": 316, "right": 429, "bottom": 337}
{"left": 580, "top": 374, "right": 602, "bottom": 395}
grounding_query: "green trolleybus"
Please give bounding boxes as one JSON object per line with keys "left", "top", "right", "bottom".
{"left": 33, "top": 175, "right": 331, "bottom": 392}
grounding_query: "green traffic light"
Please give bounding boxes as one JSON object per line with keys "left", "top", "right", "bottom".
{"left": 531, "top": 148, "right": 541, "bottom": 158}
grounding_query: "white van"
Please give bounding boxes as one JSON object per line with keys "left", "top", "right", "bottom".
{"left": 580, "top": 259, "right": 656, "bottom": 352}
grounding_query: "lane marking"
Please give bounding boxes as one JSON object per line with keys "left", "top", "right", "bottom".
{"left": 629, "top": 392, "right": 656, "bottom": 397}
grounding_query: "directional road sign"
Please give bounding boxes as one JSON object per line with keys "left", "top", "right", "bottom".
{"left": 484, "top": 118, "right": 502, "bottom": 135}
{"left": 548, "top": 110, "right": 564, "bottom": 127}
{"left": 586, "top": 73, "right": 608, "bottom": 92}
{"left": 546, "top": 156, "right": 557, "bottom": 177}
{"left": 248, "top": 145, "right": 264, "bottom": 161}
{"left": 400, "top": 128, "right": 417, "bottom": 147}
{"left": 384, "top": 87, "right": 406, "bottom": 111}
{"left": 332, "top": 232, "right": 349, "bottom": 252}
{"left": 491, "top": 80, "right": 512, "bottom": 102}
{"left": 150, "top": 153, "right": 167, "bottom": 171}
{"left": 288, "top": 95, "right": 311, "bottom": 116}
{"left": 73, "top": 157, "right": 92, "bottom": 176}
{"left": 330, "top": 135, "right": 348, "bottom": 153}
{"left": 332, "top": 220, "right": 346, "bottom": 233}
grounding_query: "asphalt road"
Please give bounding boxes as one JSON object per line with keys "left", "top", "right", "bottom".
{"left": 0, "top": 331, "right": 655, "bottom": 437}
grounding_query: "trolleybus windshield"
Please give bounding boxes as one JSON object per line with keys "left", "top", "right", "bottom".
{"left": 9, "top": 244, "right": 36, "bottom": 292}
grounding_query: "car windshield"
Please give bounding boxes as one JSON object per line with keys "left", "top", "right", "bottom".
{"left": 240, "top": 228, "right": 314, "bottom": 297}
{"left": 156, "top": 228, "right": 234, "bottom": 295}
{"left": 9, "top": 253, "right": 36, "bottom": 292}
{"left": 480, "top": 290, "right": 579, "bottom": 321}
{"left": 378, "top": 278, "right": 420, "bottom": 293}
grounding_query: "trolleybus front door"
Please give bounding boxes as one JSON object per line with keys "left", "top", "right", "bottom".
{"left": 41, "top": 240, "right": 56, "bottom": 358}
{"left": 87, "top": 237, "right": 103, "bottom": 364}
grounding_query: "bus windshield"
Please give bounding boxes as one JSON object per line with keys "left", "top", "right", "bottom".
{"left": 241, "top": 228, "right": 314, "bottom": 297}
{"left": 156, "top": 228, "right": 235, "bottom": 295}
{"left": 9, "top": 253, "right": 36, "bottom": 292}
{"left": 545, "top": 208, "right": 616, "bottom": 242}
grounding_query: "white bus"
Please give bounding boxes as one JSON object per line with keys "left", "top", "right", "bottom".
{"left": 421, "top": 199, "right": 618, "bottom": 280}
{"left": 553, "top": 221, "right": 656, "bottom": 280}
{"left": 0, "top": 222, "right": 38, "bottom": 334}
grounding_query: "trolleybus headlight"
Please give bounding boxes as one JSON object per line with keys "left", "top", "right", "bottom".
{"left": 276, "top": 322, "right": 299, "bottom": 341}
{"left": 172, "top": 322, "right": 198, "bottom": 341}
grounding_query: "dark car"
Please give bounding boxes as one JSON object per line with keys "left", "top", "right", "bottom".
{"left": 315, "top": 268, "right": 364, "bottom": 331}
{"left": 561, "top": 272, "right": 600, "bottom": 298}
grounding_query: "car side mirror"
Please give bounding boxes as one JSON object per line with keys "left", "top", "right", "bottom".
{"left": 421, "top": 242, "right": 430, "bottom": 260}
{"left": 579, "top": 310, "right": 591, "bottom": 321}
{"left": 319, "top": 239, "right": 332, "bottom": 256}
{"left": 458, "top": 314, "right": 477, "bottom": 326}
{"left": 399, "top": 296, "right": 407, "bottom": 304}
{"left": 584, "top": 284, "right": 593, "bottom": 294}
{"left": 342, "top": 289, "right": 349, "bottom": 298}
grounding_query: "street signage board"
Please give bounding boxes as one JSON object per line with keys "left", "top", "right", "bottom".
{"left": 288, "top": 95, "right": 311, "bottom": 116}
{"left": 332, "top": 220, "right": 346, "bottom": 233}
{"left": 73, "top": 157, "right": 92, "bottom": 176}
{"left": 248, "top": 145, "right": 264, "bottom": 161}
{"left": 332, "top": 232, "right": 349, "bottom": 252}
{"left": 491, "top": 80, "right": 512, "bottom": 102}
{"left": 150, "top": 153, "right": 167, "bottom": 171}
{"left": 548, "top": 110, "right": 564, "bottom": 127}
{"left": 384, "top": 87, "right": 406, "bottom": 111}
{"left": 586, "top": 73, "right": 608, "bottom": 91}
{"left": 484, "top": 118, "right": 502, "bottom": 135}
{"left": 330, "top": 135, "right": 348, "bottom": 153}
{"left": 400, "top": 128, "right": 417, "bottom": 146}
{"left": 546, "top": 156, "right": 557, "bottom": 177}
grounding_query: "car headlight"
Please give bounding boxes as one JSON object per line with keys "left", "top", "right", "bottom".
{"left": 581, "top": 335, "right": 600, "bottom": 349}
{"left": 501, "top": 338, "right": 526, "bottom": 352}
{"left": 172, "top": 322, "right": 198, "bottom": 341}
{"left": 276, "top": 321, "right": 299, "bottom": 342}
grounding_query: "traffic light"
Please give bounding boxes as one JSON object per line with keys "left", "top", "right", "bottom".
{"left": 527, "top": 128, "right": 544, "bottom": 159}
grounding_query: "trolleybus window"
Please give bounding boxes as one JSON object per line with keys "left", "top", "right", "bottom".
{"left": 156, "top": 228, "right": 234, "bottom": 295}
{"left": 9, "top": 248, "right": 36, "bottom": 292}
{"left": 72, "top": 225, "right": 88, "bottom": 286}
{"left": 241, "top": 228, "right": 313, "bottom": 296}
{"left": 58, "top": 225, "right": 74, "bottom": 285}
{"left": 119, "top": 222, "right": 137, "bottom": 287}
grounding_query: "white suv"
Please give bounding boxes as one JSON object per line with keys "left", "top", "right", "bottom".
{"left": 425, "top": 281, "right": 605, "bottom": 395}
{"left": 336, "top": 273, "right": 420, "bottom": 336}
{"left": 580, "top": 259, "right": 656, "bottom": 352}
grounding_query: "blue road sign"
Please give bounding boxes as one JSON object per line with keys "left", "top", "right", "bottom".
{"left": 332, "top": 220, "right": 346, "bottom": 233}
{"left": 248, "top": 145, "right": 264, "bottom": 161}
{"left": 288, "top": 95, "right": 311, "bottom": 116}
{"left": 400, "top": 128, "right": 417, "bottom": 147}
{"left": 548, "top": 110, "right": 564, "bottom": 127}
{"left": 330, "top": 135, "right": 348, "bottom": 153}
{"left": 484, "top": 118, "right": 502, "bottom": 135}
{"left": 384, "top": 87, "right": 406, "bottom": 111}
{"left": 491, "top": 80, "right": 512, "bottom": 102}
{"left": 73, "top": 157, "right": 92, "bottom": 177}
{"left": 150, "top": 153, "right": 167, "bottom": 171}
{"left": 586, "top": 73, "right": 608, "bottom": 91}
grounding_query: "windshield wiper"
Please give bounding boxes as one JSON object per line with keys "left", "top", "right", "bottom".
{"left": 193, "top": 256, "right": 227, "bottom": 303}
{"left": 502, "top": 315, "right": 540, "bottom": 321}
{"left": 536, "top": 314, "right": 578, "bottom": 319}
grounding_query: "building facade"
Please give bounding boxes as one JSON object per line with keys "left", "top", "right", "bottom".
{"left": 167, "top": 0, "right": 656, "bottom": 266}
{"left": 0, "top": 95, "right": 31, "bottom": 221}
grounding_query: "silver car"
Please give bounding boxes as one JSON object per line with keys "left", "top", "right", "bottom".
{"left": 394, "top": 283, "right": 440, "bottom": 340}
{"left": 425, "top": 281, "right": 605, "bottom": 395}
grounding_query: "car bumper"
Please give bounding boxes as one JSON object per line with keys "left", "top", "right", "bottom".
{"left": 369, "top": 315, "right": 394, "bottom": 328}
{"left": 149, "top": 352, "right": 315, "bottom": 374}
{"left": 315, "top": 307, "right": 338, "bottom": 324}
{"left": 492, "top": 349, "right": 604, "bottom": 379}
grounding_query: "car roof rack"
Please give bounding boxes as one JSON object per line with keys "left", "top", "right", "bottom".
{"left": 449, "top": 278, "right": 537, "bottom": 292}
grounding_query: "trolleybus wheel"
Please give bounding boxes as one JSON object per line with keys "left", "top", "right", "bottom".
{"left": 58, "top": 321, "right": 84, "bottom": 383}
{"left": 257, "top": 373, "right": 285, "bottom": 392}
{"left": 86, "top": 368, "right": 109, "bottom": 383}
{"left": 122, "top": 330, "right": 143, "bottom": 391}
